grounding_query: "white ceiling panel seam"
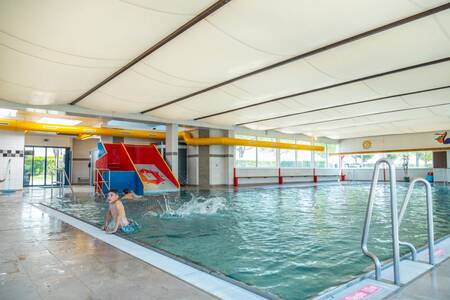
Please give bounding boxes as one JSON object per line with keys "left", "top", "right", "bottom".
{"left": 0, "top": 43, "right": 118, "bottom": 69}
{"left": 265, "top": 101, "right": 450, "bottom": 132}
{"left": 0, "top": 30, "right": 126, "bottom": 62}
{"left": 140, "top": 3, "right": 450, "bottom": 114}
{"left": 233, "top": 85, "right": 450, "bottom": 127}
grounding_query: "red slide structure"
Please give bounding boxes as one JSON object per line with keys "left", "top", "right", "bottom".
{"left": 95, "top": 143, "right": 180, "bottom": 195}
{"left": 123, "top": 144, "right": 180, "bottom": 194}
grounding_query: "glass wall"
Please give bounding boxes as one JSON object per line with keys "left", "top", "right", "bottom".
{"left": 297, "top": 140, "right": 312, "bottom": 168}
{"left": 280, "top": 139, "right": 296, "bottom": 167}
{"left": 23, "top": 146, "right": 70, "bottom": 186}
{"left": 235, "top": 135, "right": 257, "bottom": 168}
{"left": 342, "top": 151, "right": 433, "bottom": 168}
{"left": 257, "top": 137, "right": 277, "bottom": 168}
{"left": 234, "top": 135, "right": 339, "bottom": 169}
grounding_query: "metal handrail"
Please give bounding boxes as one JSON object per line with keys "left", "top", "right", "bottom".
{"left": 50, "top": 167, "right": 75, "bottom": 199}
{"left": 94, "top": 168, "right": 110, "bottom": 197}
{"left": 361, "top": 159, "right": 401, "bottom": 285}
{"left": 398, "top": 178, "right": 435, "bottom": 265}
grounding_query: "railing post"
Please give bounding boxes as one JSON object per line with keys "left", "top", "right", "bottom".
{"left": 278, "top": 168, "right": 283, "bottom": 185}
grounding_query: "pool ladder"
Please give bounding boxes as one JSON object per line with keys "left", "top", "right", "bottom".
{"left": 361, "top": 159, "right": 435, "bottom": 286}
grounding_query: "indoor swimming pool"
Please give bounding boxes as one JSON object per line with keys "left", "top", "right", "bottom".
{"left": 42, "top": 183, "right": 450, "bottom": 300}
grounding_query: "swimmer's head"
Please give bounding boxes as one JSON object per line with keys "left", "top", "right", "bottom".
{"left": 123, "top": 188, "right": 130, "bottom": 195}
{"left": 107, "top": 189, "right": 120, "bottom": 204}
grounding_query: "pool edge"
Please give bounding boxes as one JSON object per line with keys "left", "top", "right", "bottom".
{"left": 314, "top": 233, "right": 450, "bottom": 300}
{"left": 34, "top": 203, "right": 280, "bottom": 300}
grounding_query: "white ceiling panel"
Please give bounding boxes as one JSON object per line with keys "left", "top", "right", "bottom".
{"left": 335, "top": 97, "right": 412, "bottom": 115}
{"left": 200, "top": 82, "right": 380, "bottom": 126}
{"left": 230, "top": 60, "right": 338, "bottom": 101}
{"left": 0, "top": 0, "right": 215, "bottom": 105}
{"left": 149, "top": 88, "right": 248, "bottom": 120}
{"left": 0, "top": 44, "right": 107, "bottom": 104}
{"left": 92, "top": 69, "right": 202, "bottom": 109}
{"left": 206, "top": 0, "right": 444, "bottom": 56}
{"left": 402, "top": 87, "right": 450, "bottom": 107}
{"left": 78, "top": 92, "right": 157, "bottom": 114}
{"left": 0, "top": 0, "right": 213, "bottom": 60}
{"left": 140, "top": 20, "right": 281, "bottom": 84}
{"left": 305, "top": 10, "right": 450, "bottom": 80}
{"left": 364, "top": 60, "right": 450, "bottom": 95}
{"left": 428, "top": 104, "right": 450, "bottom": 117}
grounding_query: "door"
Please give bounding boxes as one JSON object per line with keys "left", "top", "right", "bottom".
{"left": 23, "top": 146, "right": 70, "bottom": 186}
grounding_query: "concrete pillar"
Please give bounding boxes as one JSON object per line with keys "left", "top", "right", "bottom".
{"left": 225, "top": 130, "right": 235, "bottom": 186}
{"left": 165, "top": 124, "right": 178, "bottom": 179}
{"left": 198, "top": 129, "right": 210, "bottom": 187}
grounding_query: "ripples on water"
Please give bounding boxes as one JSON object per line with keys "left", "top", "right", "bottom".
{"left": 43, "top": 183, "right": 450, "bottom": 300}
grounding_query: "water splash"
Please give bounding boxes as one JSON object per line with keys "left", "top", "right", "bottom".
{"left": 145, "top": 193, "right": 227, "bottom": 218}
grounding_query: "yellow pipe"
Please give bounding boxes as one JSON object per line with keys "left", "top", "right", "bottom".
{"left": 0, "top": 119, "right": 324, "bottom": 151}
{"left": 181, "top": 132, "right": 323, "bottom": 151}
{"left": 0, "top": 118, "right": 166, "bottom": 139}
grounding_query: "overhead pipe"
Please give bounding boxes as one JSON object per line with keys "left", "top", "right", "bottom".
{"left": 0, "top": 119, "right": 323, "bottom": 151}
{"left": 181, "top": 132, "right": 323, "bottom": 151}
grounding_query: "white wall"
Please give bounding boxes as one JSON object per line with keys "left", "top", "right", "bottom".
{"left": 72, "top": 138, "right": 99, "bottom": 184}
{"left": 340, "top": 131, "right": 450, "bottom": 153}
{"left": 25, "top": 134, "right": 73, "bottom": 148}
{"left": 342, "top": 168, "right": 430, "bottom": 181}
{"left": 234, "top": 168, "right": 340, "bottom": 185}
{"left": 0, "top": 130, "right": 24, "bottom": 191}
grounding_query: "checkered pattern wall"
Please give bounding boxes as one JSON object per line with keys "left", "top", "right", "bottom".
{"left": 0, "top": 149, "right": 24, "bottom": 157}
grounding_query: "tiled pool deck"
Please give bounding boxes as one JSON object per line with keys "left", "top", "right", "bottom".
{"left": 1, "top": 186, "right": 449, "bottom": 300}
{"left": 0, "top": 189, "right": 217, "bottom": 300}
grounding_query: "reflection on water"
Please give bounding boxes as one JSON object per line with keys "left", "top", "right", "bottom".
{"left": 42, "top": 183, "right": 450, "bottom": 300}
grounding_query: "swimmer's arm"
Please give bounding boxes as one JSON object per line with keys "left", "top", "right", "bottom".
{"left": 103, "top": 210, "right": 112, "bottom": 230}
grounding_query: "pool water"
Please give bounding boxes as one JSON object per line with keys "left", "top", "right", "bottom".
{"left": 42, "top": 183, "right": 450, "bottom": 299}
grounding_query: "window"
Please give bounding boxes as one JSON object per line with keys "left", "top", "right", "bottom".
{"left": 235, "top": 135, "right": 256, "bottom": 168}
{"left": 257, "top": 137, "right": 277, "bottom": 168}
{"left": 342, "top": 152, "right": 433, "bottom": 168}
{"left": 280, "top": 139, "right": 296, "bottom": 167}
{"left": 327, "top": 144, "right": 340, "bottom": 168}
{"left": 414, "top": 151, "right": 432, "bottom": 168}
{"left": 314, "top": 143, "right": 327, "bottom": 168}
{"left": 296, "top": 140, "right": 311, "bottom": 168}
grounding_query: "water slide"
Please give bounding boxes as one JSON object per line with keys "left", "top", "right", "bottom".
{"left": 123, "top": 144, "right": 180, "bottom": 194}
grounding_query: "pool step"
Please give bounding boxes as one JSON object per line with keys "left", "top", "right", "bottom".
{"left": 321, "top": 279, "right": 398, "bottom": 300}
{"left": 380, "top": 260, "right": 432, "bottom": 285}
{"left": 417, "top": 237, "right": 450, "bottom": 264}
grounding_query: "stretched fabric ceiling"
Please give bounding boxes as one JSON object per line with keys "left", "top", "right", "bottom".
{"left": 1, "top": 0, "right": 449, "bottom": 139}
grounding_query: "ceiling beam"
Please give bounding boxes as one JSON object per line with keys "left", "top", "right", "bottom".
{"left": 236, "top": 85, "right": 450, "bottom": 126}
{"left": 140, "top": 3, "right": 450, "bottom": 114}
{"left": 272, "top": 102, "right": 450, "bottom": 132}
{"left": 195, "top": 56, "right": 450, "bottom": 120}
{"left": 70, "top": 0, "right": 230, "bottom": 105}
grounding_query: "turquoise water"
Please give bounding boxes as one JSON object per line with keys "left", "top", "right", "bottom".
{"left": 42, "top": 183, "right": 450, "bottom": 299}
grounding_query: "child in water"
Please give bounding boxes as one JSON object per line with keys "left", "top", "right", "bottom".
{"left": 121, "top": 188, "right": 144, "bottom": 202}
{"left": 103, "top": 189, "right": 138, "bottom": 234}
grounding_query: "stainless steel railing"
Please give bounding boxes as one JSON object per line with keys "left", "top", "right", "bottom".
{"left": 50, "top": 167, "right": 75, "bottom": 199}
{"left": 398, "top": 178, "right": 435, "bottom": 265}
{"left": 361, "top": 159, "right": 401, "bottom": 285}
